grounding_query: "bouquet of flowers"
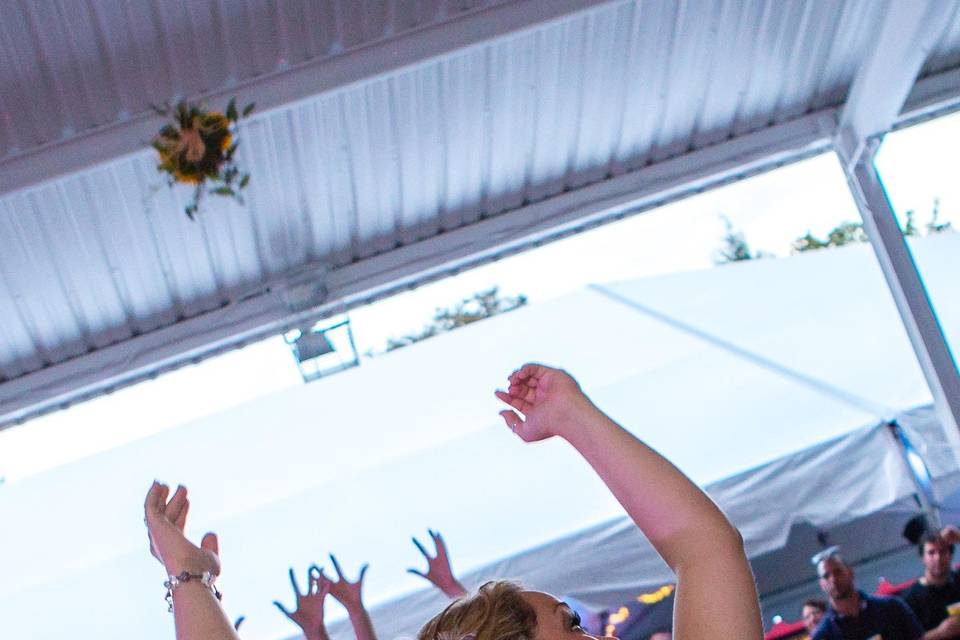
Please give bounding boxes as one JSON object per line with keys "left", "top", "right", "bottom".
{"left": 151, "top": 98, "right": 254, "bottom": 219}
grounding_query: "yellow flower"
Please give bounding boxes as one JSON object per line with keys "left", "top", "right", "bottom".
{"left": 173, "top": 169, "right": 203, "bottom": 185}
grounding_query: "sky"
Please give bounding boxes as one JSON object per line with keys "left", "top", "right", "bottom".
{"left": 0, "top": 111, "right": 957, "bottom": 487}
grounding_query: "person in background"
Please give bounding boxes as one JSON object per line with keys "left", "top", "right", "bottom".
{"left": 902, "top": 526, "right": 960, "bottom": 639}
{"left": 273, "top": 555, "right": 375, "bottom": 640}
{"left": 811, "top": 548, "right": 922, "bottom": 640}
{"left": 143, "top": 363, "right": 763, "bottom": 640}
{"left": 801, "top": 598, "right": 828, "bottom": 637}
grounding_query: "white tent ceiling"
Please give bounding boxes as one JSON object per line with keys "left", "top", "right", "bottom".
{"left": 1, "top": 0, "right": 960, "bottom": 429}
{"left": 2, "top": 234, "right": 959, "bottom": 640}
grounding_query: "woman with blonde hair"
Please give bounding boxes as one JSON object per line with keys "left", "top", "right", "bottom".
{"left": 144, "top": 363, "right": 762, "bottom": 640}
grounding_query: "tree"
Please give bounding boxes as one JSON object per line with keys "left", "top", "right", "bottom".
{"left": 927, "top": 198, "right": 953, "bottom": 234}
{"left": 792, "top": 198, "right": 951, "bottom": 253}
{"left": 715, "top": 215, "right": 770, "bottom": 264}
{"left": 791, "top": 220, "right": 869, "bottom": 253}
{"left": 791, "top": 231, "right": 831, "bottom": 253}
{"left": 903, "top": 209, "right": 919, "bottom": 237}
{"left": 384, "top": 287, "right": 527, "bottom": 352}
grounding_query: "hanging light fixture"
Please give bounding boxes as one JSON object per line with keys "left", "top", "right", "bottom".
{"left": 293, "top": 329, "right": 336, "bottom": 363}
{"left": 284, "top": 317, "right": 359, "bottom": 382}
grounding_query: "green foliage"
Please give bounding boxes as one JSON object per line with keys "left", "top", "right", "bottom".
{"left": 903, "top": 210, "right": 918, "bottom": 237}
{"left": 791, "top": 231, "right": 830, "bottom": 252}
{"left": 792, "top": 221, "right": 866, "bottom": 252}
{"left": 927, "top": 198, "right": 953, "bottom": 234}
{"left": 792, "top": 199, "right": 951, "bottom": 253}
{"left": 714, "top": 215, "right": 771, "bottom": 264}
{"left": 716, "top": 198, "right": 951, "bottom": 260}
{"left": 384, "top": 287, "right": 527, "bottom": 352}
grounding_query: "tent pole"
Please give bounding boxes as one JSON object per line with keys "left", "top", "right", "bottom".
{"left": 887, "top": 421, "right": 942, "bottom": 529}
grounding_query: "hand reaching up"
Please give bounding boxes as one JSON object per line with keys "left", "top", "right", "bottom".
{"left": 144, "top": 482, "right": 220, "bottom": 578}
{"left": 407, "top": 530, "right": 467, "bottom": 598}
{"left": 324, "top": 554, "right": 369, "bottom": 613}
{"left": 273, "top": 566, "right": 331, "bottom": 640}
{"left": 494, "top": 363, "right": 592, "bottom": 442}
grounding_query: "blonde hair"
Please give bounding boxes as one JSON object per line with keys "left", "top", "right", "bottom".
{"left": 418, "top": 581, "right": 537, "bottom": 640}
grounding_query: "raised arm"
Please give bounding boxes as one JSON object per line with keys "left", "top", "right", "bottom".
{"left": 144, "top": 482, "right": 240, "bottom": 640}
{"left": 496, "top": 364, "right": 762, "bottom": 640}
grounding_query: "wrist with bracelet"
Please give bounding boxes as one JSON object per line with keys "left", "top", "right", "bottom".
{"left": 163, "top": 570, "right": 222, "bottom": 612}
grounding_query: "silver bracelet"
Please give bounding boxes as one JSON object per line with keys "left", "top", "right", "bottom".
{"left": 163, "top": 570, "right": 222, "bottom": 613}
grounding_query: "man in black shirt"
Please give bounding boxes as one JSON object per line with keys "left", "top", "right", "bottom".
{"left": 811, "top": 548, "right": 923, "bottom": 640}
{"left": 903, "top": 528, "right": 960, "bottom": 639}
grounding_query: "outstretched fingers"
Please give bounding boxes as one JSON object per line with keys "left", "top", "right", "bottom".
{"left": 431, "top": 530, "right": 449, "bottom": 558}
{"left": 499, "top": 409, "right": 523, "bottom": 432}
{"left": 273, "top": 600, "right": 293, "bottom": 618}
{"left": 149, "top": 482, "right": 170, "bottom": 516}
{"left": 411, "top": 535, "right": 430, "bottom": 559}
{"left": 288, "top": 567, "right": 304, "bottom": 597}
{"left": 494, "top": 390, "right": 530, "bottom": 414}
{"left": 173, "top": 499, "right": 190, "bottom": 530}
{"left": 166, "top": 486, "right": 189, "bottom": 530}
{"left": 329, "top": 553, "right": 345, "bottom": 581}
{"left": 166, "top": 484, "right": 186, "bottom": 515}
{"left": 309, "top": 565, "right": 331, "bottom": 595}
{"left": 201, "top": 532, "right": 219, "bottom": 557}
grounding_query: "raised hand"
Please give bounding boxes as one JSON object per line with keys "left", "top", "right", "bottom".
{"left": 407, "top": 530, "right": 467, "bottom": 598}
{"left": 144, "top": 481, "right": 220, "bottom": 577}
{"left": 325, "top": 554, "right": 369, "bottom": 613}
{"left": 273, "top": 566, "right": 331, "bottom": 640}
{"left": 494, "top": 363, "right": 591, "bottom": 442}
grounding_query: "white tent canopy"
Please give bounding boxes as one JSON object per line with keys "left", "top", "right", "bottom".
{"left": 2, "top": 234, "right": 959, "bottom": 640}
{"left": 341, "top": 408, "right": 957, "bottom": 640}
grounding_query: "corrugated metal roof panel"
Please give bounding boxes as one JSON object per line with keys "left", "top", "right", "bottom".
{"left": 924, "top": 0, "right": 960, "bottom": 75}
{"left": 0, "top": 0, "right": 512, "bottom": 158}
{"left": 0, "top": 0, "right": 958, "bottom": 423}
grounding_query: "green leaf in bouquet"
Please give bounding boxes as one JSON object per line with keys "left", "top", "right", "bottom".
{"left": 226, "top": 98, "right": 238, "bottom": 122}
{"left": 242, "top": 103, "right": 255, "bottom": 117}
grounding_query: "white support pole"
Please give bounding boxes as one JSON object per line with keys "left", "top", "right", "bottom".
{"left": 837, "top": 138, "right": 960, "bottom": 454}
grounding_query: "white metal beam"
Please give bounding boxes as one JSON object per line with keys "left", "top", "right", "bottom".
{"left": 0, "top": 0, "right": 617, "bottom": 197}
{"left": 835, "top": 0, "right": 960, "bottom": 452}
{"left": 0, "top": 107, "right": 836, "bottom": 429}
{"left": 898, "top": 66, "right": 960, "bottom": 129}
{"left": 840, "top": 141, "right": 960, "bottom": 454}
{"left": 836, "top": 0, "right": 957, "bottom": 165}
